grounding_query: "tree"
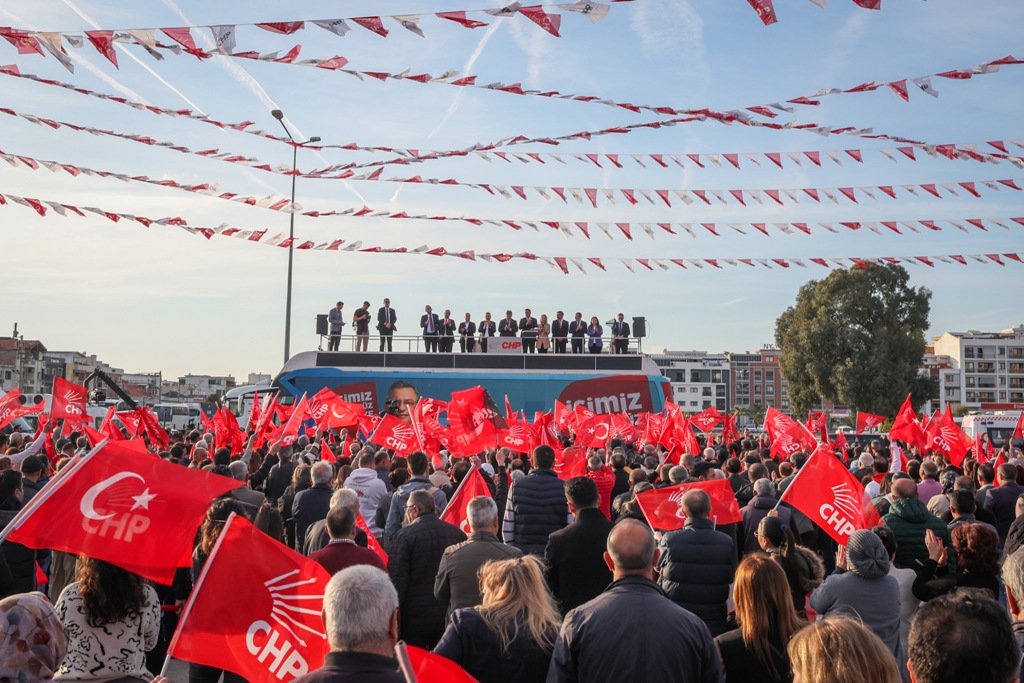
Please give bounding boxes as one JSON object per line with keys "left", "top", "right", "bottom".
{"left": 735, "top": 402, "right": 766, "bottom": 428}
{"left": 774, "top": 264, "right": 936, "bottom": 418}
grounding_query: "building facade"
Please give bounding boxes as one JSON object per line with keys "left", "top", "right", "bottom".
{"left": 932, "top": 325, "right": 1024, "bottom": 411}
{"left": 651, "top": 350, "right": 731, "bottom": 413}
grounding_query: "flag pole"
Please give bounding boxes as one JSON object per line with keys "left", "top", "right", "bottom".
{"left": 162, "top": 512, "right": 239, "bottom": 676}
{"left": 395, "top": 641, "right": 417, "bottom": 683}
{"left": 773, "top": 446, "right": 821, "bottom": 512}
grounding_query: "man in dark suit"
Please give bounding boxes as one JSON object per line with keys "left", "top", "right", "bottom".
{"left": 568, "top": 312, "right": 587, "bottom": 354}
{"left": 544, "top": 476, "right": 615, "bottom": 616}
{"left": 377, "top": 297, "right": 397, "bottom": 351}
{"left": 420, "top": 304, "right": 440, "bottom": 352}
{"left": 986, "top": 463, "right": 1024, "bottom": 548}
{"left": 478, "top": 312, "right": 496, "bottom": 352}
{"left": 611, "top": 313, "right": 631, "bottom": 354}
{"left": 310, "top": 505, "right": 386, "bottom": 575}
{"left": 327, "top": 301, "right": 345, "bottom": 351}
{"left": 439, "top": 309, "right": 456, "bottom": 353}
{"left": 551, "top": 310, "right": 570, "bottom": 354}
{"left": 458, "top": 313, "right": 477, "bottom": 353}
{"left": 519, "top": 308, "right": 538, "bottom": 353}
{"left": 499, "top": 310, "right": 518, "bottom": 337}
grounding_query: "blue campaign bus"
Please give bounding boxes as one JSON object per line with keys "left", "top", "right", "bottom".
{"left": 272, "top": 351, "right": 670, "bottom": 418}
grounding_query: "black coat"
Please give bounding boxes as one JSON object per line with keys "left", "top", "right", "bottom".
{"left": 291, "top": 652, "right": 403, "bottom": 683}
{"left": 433, "top": 608, "right": 554, "bottom": 683}
{"left": 544, "top": 508, "right": 614, "bottom": 615}
{"left": 503, "top": 469, "right": 568, "bottom": 555}
{"left": 985, "top": 482, "right": 1023, "bottom": 545}
{"left": 658, "top": 518, "right": 737, "bottom": 636}
{"left": 291, "top": 484, "right": 334, "bottom": 551}
{"left": 610, "top": 469, "right": 630, "bottom": 500}
{"left": 498, "top": 318, "right": 518, "bottom": 337}
{"left": 377, "top": 306, "right": 397, "bottom": 332}
{"left": 388, "top": 513, "right": 466, "bottom": 648}
{"left": 0, "top": 507, "right": 37, "bottom": 598}
{"left": 265, "top": 460, "right": 297, "bottom": 503}
{"left": 714, "top": 627, "right": 791, "bottom": 683}
{"left": 551, "top": 319, "right": 570, "bottom": 341}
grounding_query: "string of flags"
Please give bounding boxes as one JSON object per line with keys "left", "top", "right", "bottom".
{"left": 6, "top": 101, "right": 1022, "bottom": 178}
{"left": 2, "top": 187, "right": 1021, "bottom": 275}
{"left": 6, "top": 147, "right": 1024, "bottom": 241}
{"left": 0, "top": 1, "right": 618, "bottom": 72}
{"left": 748, "top": 0, "right": 919, "bottom": 27}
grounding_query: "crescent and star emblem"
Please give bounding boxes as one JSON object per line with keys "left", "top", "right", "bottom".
{"left": 79, "top": 472, "right": 157, "bottom": 520}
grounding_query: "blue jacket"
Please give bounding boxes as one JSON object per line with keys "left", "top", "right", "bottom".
{"left": 658, "top": 518, "right": 737, "bottom": 636}
{"left": 503, "top": 469, "right": 569, "bottom": 555}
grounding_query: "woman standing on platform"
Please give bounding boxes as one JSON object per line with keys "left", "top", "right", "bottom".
{"left": 537, "top": 314, "right": 551, "bottom": 353}
{"left": 586, "top": 317, "right": 603, "bottom": 354}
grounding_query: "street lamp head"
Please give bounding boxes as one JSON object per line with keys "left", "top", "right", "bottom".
{"left": 309, "top": 136, "right": 321, "bottom": 143}
{"left": 271, "top": 109, "right": 284, "bottom": 120}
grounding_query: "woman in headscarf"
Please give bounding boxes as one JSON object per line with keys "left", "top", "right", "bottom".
{"left": 0, "top": 591, "right": 67, "bottom": 682}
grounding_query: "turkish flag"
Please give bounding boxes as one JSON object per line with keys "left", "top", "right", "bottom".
{"left": 167, "top": 514, "right": 331, "bottom": 680}
{"left": 440, "top": 467, "right": 493, "bottom": 535}
{"left": 927, "top": 406, "right": 971, "bottom": 467}
{"left": 575, "top": 415, "right": 612, "bottom": 448}
{"left": 447, "top": 386, "right": 507, "bottom": 455}
{"left": 636, "top": 479, "right": 742, "bottom": 531}
{"left": 553, "top": 446, "right": 587, "bottom": 479}
{"left": 97, "top": 406, "right": 124, "bottom": 441}
{"left": 2, "top": 441, "right": 241, "bottom": 584}
{"left": 400, "top": 644, "right": 480, "bottom": 683}
{"left": 51, "top": 377, "right": 88, "bottom": 422}
{"left": 856, "top": 411, "right": 887, "bottom": 433}
{"left": 778, "top": 444, "right": 872, "bottom": 545}
{"left": 308, "top": 388, "right": 362, "bottom": 430}
{"left": 888, "top": 395, "right": 924, "bottom": 446}
{"left": 0, "top": 388, "right": 44, "bottom": 430}
{"left": 370, "top": 413, "right": 420, "bottom": 456}
{"left": 1012, "top": 411, "right": 1024, "bottom": 443}
{"left": 356, "top": 513, "right": 388, "bottom": 564}
{"left": 690, "top": 406, "right": 724, "bottom": 433}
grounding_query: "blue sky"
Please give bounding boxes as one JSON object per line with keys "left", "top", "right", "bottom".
{"left": 1, "top": 0, "right": 1022, "bottom": 381}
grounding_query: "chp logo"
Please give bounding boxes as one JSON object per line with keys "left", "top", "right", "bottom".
{"left": 245, "top": 569, "right": 327, "bottom": 679}
{"left": 666, "top": 488, "right": 688, "bottom": 520}
{"left": 933, "top": 423, "right": 961, "bottom": 453}
{"left": 58, "top": 385, "right": 86, "bottom": 417}
{"left": 819, "top": 482, "right": 860, "bottom": 539}
{"left": 500, "top": 423, "right": 531, "bottom": 450}
{"left": 862, "top": 414, "right": 884, "bottom": 430}
{"left": 80, "top": 472, "right": 158, "bottom": 542}
{"left": 692, "top": 415, "right": 719, "bottom": 431}
{"left": 385, "top": 421, "right": 416, "bottom": 451}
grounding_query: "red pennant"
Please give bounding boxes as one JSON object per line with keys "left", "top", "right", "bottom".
{"left": 351, "top": 16, "right": 389, "bottom": 37}
{"left": 519, "top": 6, "right": 562, "bottom": 36}
{"left": 85, "top": 31, "right": 118, "bottom": 67}
{"left": 746, "top": 0, "right": 778, "bottom": 25}
{"left": 436, "top": 11, "right": 489, "bottom": 29}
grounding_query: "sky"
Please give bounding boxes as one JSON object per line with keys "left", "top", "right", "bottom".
{"left": 1, "top": 0, "right": 1022, "bottom": 382}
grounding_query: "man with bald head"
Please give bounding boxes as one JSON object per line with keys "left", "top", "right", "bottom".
{"left": 882, "top": 477, "right": 955, "bottom": 572}
{"left": 547, "top": 519, "right": 722, "bottom": 683}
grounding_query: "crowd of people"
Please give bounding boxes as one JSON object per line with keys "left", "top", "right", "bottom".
{"left": 326, "top": 301, "right": 636, "bottom": 354}
{"left": 1, "top": 405, "right": 1024, "bottom": 682}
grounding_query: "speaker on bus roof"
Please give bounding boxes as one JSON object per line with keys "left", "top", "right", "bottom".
{"left": 315, "top": 314, "right": 328, "bottom": 336}
{"left": 632, "top": 317, "right": 647, "bottom": 338}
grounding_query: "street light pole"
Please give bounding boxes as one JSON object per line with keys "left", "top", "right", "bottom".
{"left": 271, "top": 109, "right": 320, "bottom": 365}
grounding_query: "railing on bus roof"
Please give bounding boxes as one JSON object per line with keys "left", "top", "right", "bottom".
{"left": 314, "top": 334, "right": 645, "bottom": 355}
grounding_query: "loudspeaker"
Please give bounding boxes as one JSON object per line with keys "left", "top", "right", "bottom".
{"left": 632, "top": 317, "right": 647, "bottom": 338}
{"left": 315, "top": 314, "right": 328, "bottom": 336}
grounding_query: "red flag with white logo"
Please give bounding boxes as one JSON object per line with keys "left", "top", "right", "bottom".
{"left": 636, "top": 479, "right": 742, "bottom": 531}
{"left": 279, "top": 394, "right": 312, "bottom": 447}
{"left": 308, "top": 388, "right": 362, "bottom": 430}
{"left": 167, "top": 514, "right": 331, "bottom": 681}
{"left": 0, "top": 389, "right": 44, "bottom": 430}
{"left": 98, "top": 406, "right": 124, "bottom": 441}
{"left": 1012, "top": 411, "right": 1024, "bottom": 443}
{"left": 1, "top": 441, "right": 241, "bottom": 584}
{"left": 439, "top": 467, "right": 493, "bottom": 535}
{"left": 247, "top": 390, "right": 261, "bottom": 431}
{"left": 370, "top": 414, "right": 420, "bottom": 456}
{"left": 553, "top": 446, "right": 586, "bottom": 479}
{"left": 51, "top": 377, "right": 88, "bottom": 422}
{"left": 574, "top": 415, "right": 613, "bottom": 448}
{"left": 497, "top": 417, "right": 534, "bottom": 454}
{"left": 721, "top": 412, "right": 740, "bottom": 443}
{"left": 447, "top": 386, "right": 507, "bottom": 455}
{"left": 690, "top": 406, "right": 724, "bottom": 433}
{"left": 928, "top": 406, "right": 971, "bottom": 467}
{"left": 855, "top": 411, "right": 886, "bottom": 433}
{"left": 778, "top": 444, "right": 871, "bottom": 545}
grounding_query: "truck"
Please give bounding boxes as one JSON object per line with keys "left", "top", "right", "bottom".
{"left": 960, "top": 412, "right": 1023, "bottom": 450}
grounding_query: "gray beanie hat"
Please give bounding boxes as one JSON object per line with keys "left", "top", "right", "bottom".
{"left": 846, "top": 529, "right": 890, "bottom": 579}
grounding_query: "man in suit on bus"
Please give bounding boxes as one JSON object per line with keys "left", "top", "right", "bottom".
{"left": 377, "top": 298, "right": 397, "bottom": 352}
{"left": 611, "top": 314, "right": 631, "bottom": 355}
{"left": 520, "top": 309, "right": 538, "bottom": 353}
{"left": 478, "top": 313, "right": 496, "bottom": 353}
{"left": 459, "top": 313, "right": 477, "bottom": 353}
{"left": 551, "top": 311, "right": 570, "bottom": 354}
{"left": 499, "top": 311, "right": 518, "bottom": 338}
{"left": 327, "top": 301, "right": 345, "bottom": 351}
{"left": 568, "top": 312, "right": 587, "bottom": 354}
{"left": 421, "top": 305, "right": 441, "bottom": 353}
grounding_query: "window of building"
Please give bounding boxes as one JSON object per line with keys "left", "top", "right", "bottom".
{"left": 702, "top": 387, "right": 712, "bottom": 397}
{"left": 766, "top": 386, "right": 775, "bottom": 395}
{"left": 690, "top": 401, "right": 699, "bottom": 407}
{"left": 690, "top": 387, "right": 699, "bottom": 393}
{"left": 754, "top": 386, "right": 761, "bottom": 395}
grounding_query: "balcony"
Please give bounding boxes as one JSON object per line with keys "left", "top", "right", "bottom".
{"left": 1011, "top": 363, "right": 1024, "bottom": 374}
{"left": 1010, "top": 348, "right": 1024, "bottom": 359}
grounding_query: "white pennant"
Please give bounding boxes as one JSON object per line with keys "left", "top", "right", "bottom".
{"left": 313, "top": 19, "right": 352, "bottom": 36}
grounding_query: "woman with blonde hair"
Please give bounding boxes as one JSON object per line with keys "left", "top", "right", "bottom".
{"left": 787, "top": 616, "right": 901, "bottom": 683}
{"left": 537, "top": 314, "right": 551, "bottom": 353}
{"left": 714, "top": 553, "right": 803, "bottom": 683}
{"left": 434, "top": 555, "right": 561, "bottom": 682}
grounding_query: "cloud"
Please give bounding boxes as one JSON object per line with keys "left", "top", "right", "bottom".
{"left": 629, "top": 0, "right": 708, "bottom": 79}
{"left": 429, "top": 21, "right": 504, "bottom": 140}
{"left": 821, "top": 11, "right": 870, "bottom": 82}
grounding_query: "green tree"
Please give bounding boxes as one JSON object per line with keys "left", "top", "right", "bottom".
{"left": 735, "top": 402, "right": 766, "bottom": 427}
{"left": 774, "top": 264, "right": 936, "bottom": 417}
{"left": 205, "top": 392, "right": 223, "bottom": 404}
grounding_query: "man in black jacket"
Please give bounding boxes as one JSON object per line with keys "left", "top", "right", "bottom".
{"left": 376, "top": 298, "right": 397, "bottom": 352}
{"left": 551, "top": 310, "right": 570, "bottom": 354}
{"left": 387, "top": 490, "right": 465, "bottom": 649}
{"left": 458, "top": 313, "right": 477, "bottom": 353}
{"left": 548, "top": 519, "right": 722, "bottom": 683}
{"left": 498, "top": 310, "right": 518, "bottom": 337}
{"left": 502, "top": 445, "right": 570, "bottom": 555}
{"left": 658, "top": 489, "right": 737, "bottom": 636}
{"left": 292, "top": 461, "right": 335, "bottom": 552}
{"left": 519, "top": 308, "right": 538, "bottom": 353}
{"left": 545, "top": 477, "right": 614, "bottom": 615}
{"left": 568, "top": 312, "right": 586, "bottom": 354}
{"left": 986, "top": 463, "right": 1023, "bottom": 548}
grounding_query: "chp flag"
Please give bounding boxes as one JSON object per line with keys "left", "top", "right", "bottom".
{"left": 636, "top": 479, "right": 742, "bottom": 532}
{"left": 167, "top": 513, "right": 331, "bottom": 682}
{"left": 51, "top": 376, "right": 88, "bottom": 421}
{"left": 439, "top": 466, "right": 493, "bottom": 534}
{"left": 855, "top": 411, "right": 887, "bottom": 433}
{"left": 777, "top": 444, "right": 878, "bottom": 545}
{"left": 0, "top": 440, "right": 242, "bottom": 584}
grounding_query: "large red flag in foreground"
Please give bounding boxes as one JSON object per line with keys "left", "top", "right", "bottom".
{"left": 168, "top": 514, "right": 331, "bottom": 681}
{"left": 439, "top": 467, "right": 493, "bottom": 535}
{"left": 778, "top": 444, "right": 874, "bottom": 545}
{"left": 636, "top": 479, "right": 742, "bottom": 531}
{"left": 2, "top": 441, "right": 241, "bottom": 584}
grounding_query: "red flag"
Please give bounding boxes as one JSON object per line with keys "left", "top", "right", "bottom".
{"left": 888, "top": 395, "right": 924, "bottom": 446}
{"left": 636, "top": 479, "right": 742, "bottom": 531}
{"left": 806, "top": 412, "right": 829, "bottom": 444}
{"left": 2, "top": 441, "right": 241, "bottom": 584}
{"left": 554, "top": 400, "right": 572, "bottom": 433}
{"left": 680, "top": 418, "right": 701, "bottom": 456}
{"left": 833, "top": 430, "right": 849, "bottom": 456}
{"left": 370, "top": 414, "right": 420, "bottom": 456}
{"left": 355, "top": 513, "right": 388, "bottom": 564}
{"left": 721, "top": 412, "right": 740, "bottom": 443}
{"left": 439, "top": 467, "right": 493, "bottom": 535}
{"left": 575, "top": 415, "right": 613, "bottom": 448}
{"left": 447, "top": 387, "right": 507, "bottom": 455}
{"left": 927, "top": 406, "right": 971, "bottom": 467}
{"left": 690, "top": 406, "right": 724, "bottom": 433}
{"left": 0, "top": 388, "right": 44, "bottom": 430}
{"left": 167, "top": 514, "right": 330, "bottom": 680}
{"left": 279, "top": 394, "right": 312, "bottom": 446}
{"left": 214, "top": 407, "right": 245, "bottom": 454}
{"left": 199, "top": 408, "right": 216, "bottom": 434}
{"left": 497, "top": 418, "right": 534, "bottom": 454}
{"left": 247, "top": 390, "right": 261, "bottom": 431}
{"left": 778, "top": 444, "right": 872, "bottom": 545}
{"left": 553, "top": 446, "right": 586, "bottom": 479}
{"left": 51, "top": 377, "right": 88, "bottom": 422}
{"left": 400, "top": 644, "right": 480, "bottom": 683}
{"left": 138, "top": 406, "right": 171, "bottom": 451}
{"left": 97, "top": 406, "right": 124, "bottom": 441}
{"left": 308, "top": 388, "right": 362, "bottom": 430}
{"left": 84, "top": 30, "right": 118, "bottom": 67}
{"left": 856, "top": 411, "right": 886, "bottom": 433}
{"left": 746, "top": 0, "right": 778, "bottom": 26}
{"left": 1012, "top": 411, "right": 1024, "bottom": 443}
{"left": 252, "top": 395, "right": 279, "bottom": 449}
